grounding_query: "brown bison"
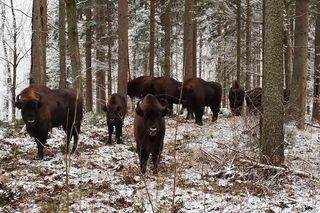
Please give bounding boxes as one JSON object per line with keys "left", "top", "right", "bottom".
{"left": 127, "top": 76, "right": 154, "bottom": 98}
{"left": 134, "top": 94, "right": 168, "bottom": 174}
{"left": 103, "top": 93, "right": 127, "bottom": 144}
{"left": 142, "top": 76, "right": 182, "bottom": 114}
{"left": 228, "top": 80, "right": 245, "bottom": 116}
{"left": 15, "top": 84, "right": 83, "bottom": 159}
{"left": 246, "top": 87, "right": 290, "bottom": 114}
{"left": 245, "top": 87, "right": 262, "bottom": 114}
{"left": 182, "top": 78, "right": 222, "bottom": 125}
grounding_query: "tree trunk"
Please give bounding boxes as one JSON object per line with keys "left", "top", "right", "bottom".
{"left": 1, "top": 2, "right": 10, "bottom": 120}
{"left": 161, "top": 0, "right": 171, "bottom": 77}
{"left": 236, "top": 0, "right": 241, "bottom": 83}
{"left": 245, "top": 0, "right": 251, "bottom": 90}
{"left": 65, "top": 0, "right": 83, "bottom": 93}
{"left": 95, "top": 0, "right": 107, "bottom": 113}
{"left": 107, "top": 0, "right": 113, "bottom": 98}
{"left": 289, "top": 0, "right": 309, "bottom": 129}
{"left": 85, "top": 5, "right": 93, "bottom": 112}
{"left": 284, "top": 1, "right": 293, "bottom": 91}
{"left": 312, "top": 1, "right": 320, "bottom": 121}
{"left": 118, "top": 0, "right": 129, "bottom": 94}
{"left": 193, "top": 15, "right": 197, "bottom": 78}
{"left": 260, "top": 0, "right": 284, "bottom": 166}
{"left": 183, "top": 0, "right": 194, "bottom": 81}
{"left": 59, "top": 0, "right": 67, "bottom": 89}
{"left": 30, "top": 0, "right": 47, "bottom": 85}
{"left": 149, "top": 0, "right": 155, "bottom": 77}
{"left": 10, "top": 0, "right": 17, "bottom": 120}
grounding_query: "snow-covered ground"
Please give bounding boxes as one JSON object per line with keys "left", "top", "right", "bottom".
{"left": 0, "top": 111, "right": 319, "bottom": 212}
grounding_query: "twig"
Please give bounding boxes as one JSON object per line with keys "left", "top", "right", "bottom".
{"left": 239, "top": 158, "right": 319, "bottom": 180}
{"left": 200, "top": 148, "right": 221, "bottom": 164}
{"left": 305, "top": 122, "right": 320, "bottom": 129}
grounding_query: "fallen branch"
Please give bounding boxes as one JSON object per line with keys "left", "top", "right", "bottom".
{"left": 200, "top": 148, "right": 221, "bottom": 164}
{"left": 239, "top": 159, "right": 319, "bottom": 180}
{"left": 305, "top": 122, "right": 320, "bottom": 129}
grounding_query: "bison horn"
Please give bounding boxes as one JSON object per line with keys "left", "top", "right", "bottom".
{"left": 135, "top": 100, "right": 144, "bottom": 117}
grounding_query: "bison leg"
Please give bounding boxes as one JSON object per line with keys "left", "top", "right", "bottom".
{"left": 35, "top": 138, "right": 46, "bottom": 159}
{"left": 211, "top": 108, "right": 219, "bottom": 122}
{"left": 194, "top": 108, "right": 204, "bottom": 125}
{"left": 107, "top": 124, "right": 114, "bottom": 144}
{"left": 115, "top": 125, "right": 123, "bottom": 144}
{"left": 151, "top": 152, "right": 161, "bottom": 174}
{"left": 71, "top": 125, "right": 80, "bottom": 154}
{"left": 139, "top": 149, "right": 149, "bottom": 174}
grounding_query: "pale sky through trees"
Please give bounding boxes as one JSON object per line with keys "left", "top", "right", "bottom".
{"left": 0, "top": 0, "right": 32, "bottom": 119}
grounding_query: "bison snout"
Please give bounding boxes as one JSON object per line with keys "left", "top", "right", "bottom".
{"left": 149, "top": 127, "right": 157, "bottom": 136}
{"left": 26, "top": 119, "right": 36, "bottom": 126}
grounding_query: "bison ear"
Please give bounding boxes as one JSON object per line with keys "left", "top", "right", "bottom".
{"left": 102, "top": 105, "right": 108, "bottom": 112}
{"left": 159, "top": 99, "right": 169, "bottom": 117}
{"left": 135, "top": 101, "right": 144, "bottom": 117}
{"left": 15, "top": 101, "right": 21, "bottom": 109}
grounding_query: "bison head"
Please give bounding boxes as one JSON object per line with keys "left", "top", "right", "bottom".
{"left": 15, "top": 91, "right": 42, "bottom": 127}
{"left": 136, "top": 94, "right": 168, "bottom": 136}
{"left": 103, "top": 105, "right": 124, "bottom": 125}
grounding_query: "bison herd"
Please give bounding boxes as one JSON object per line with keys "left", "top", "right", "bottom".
{"left": 15, "top": 77, "right": 289, "bottom": 174}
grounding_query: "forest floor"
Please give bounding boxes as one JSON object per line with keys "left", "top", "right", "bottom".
{"left": 0, "top": 110, "right": 319, "bottom": 213}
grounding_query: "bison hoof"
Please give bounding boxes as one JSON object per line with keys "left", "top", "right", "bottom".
{"left": 117, "top": 139, "right": 123, "bottom": 144}
{"left": 196, "top": 121, "right": 203, "bottom": 126}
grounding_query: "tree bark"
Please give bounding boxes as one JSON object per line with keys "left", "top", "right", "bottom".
{"left": 85, "top": 4, "right": 93, "bottom": 112}
{"left": 236, "top": 0, "right": 241, "bottom": 83}
{"left": 30, "top": 0, "right": 47, "bottom": 85}
{"left": 161, "top": 0, "right": 171, "bottom": 77}
{"left": 149, "top": 0, "right": 155, "bottom": 77}
{"left": 59, "top": 0, "right": 67, "bottom": 89}
{"left": 65, "top": 0, "right": 83, "bottom": 93}
{"left": 312, "top": 1, "right": 320, "bottom": 121}
{"left": 107, "top": 0, "right": 113, "bottom": 98}
{"left": 260, "top": 0, "right": 284, "bottom": 165}
{"left": 183, "top": 0, "right": 194, "bottom": 81}
{"left": 245, "top": 0, "right": 251, "bottom": 90}
{"left": 118, "top": 0, "right": 129, "bottom": 94}
{"left": 289, "top": 0, "right": 309, "bottom": 129}
{"left": 95, "top": 0, "right": 107, "bottom": 113}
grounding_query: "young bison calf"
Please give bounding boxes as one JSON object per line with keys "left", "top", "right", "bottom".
{"left": 134, "top": 94, "right": 168, "bottom": 174}
{"left": 103, "top": 93, "right": 127, "bottom": 144}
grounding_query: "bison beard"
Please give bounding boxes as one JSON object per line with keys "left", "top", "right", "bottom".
{"left": 134, "top": 94, "right": 168, "bottom": 174}
{"left": 103, "top": 93, "right": 127, "bottom": 144}
{"left": 15, "top": 84, "right": 83, "bottom": 159}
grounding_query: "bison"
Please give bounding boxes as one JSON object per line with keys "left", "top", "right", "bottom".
{"left": 228, "top": 80, "right": 245, "bottom": 116}
{"left": 15, "top": 84, "right": 83, "bottom": 159}
{"left": 127, "top": 76, "right": 154, "bottom": 98}
{"left": 142, "top": 76, "right": 182, "bottom": 115}
{"left": 103, "top": 93, "right": 127, "bottom": 144}
{"left": 245, "top": 87, "right": 262, "bottom": 114}
{"left": 134, "top": 94, "right": 168, "bottom": 174}
{"left": 245, "top": 87, "right": 290, "bottom": 114}
{"left": 182, "top": 78, "right": 222, "bottom": 125}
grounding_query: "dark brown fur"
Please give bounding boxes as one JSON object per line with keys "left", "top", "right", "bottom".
{"left": 142, "top": 77, "right": 182, "bottom": 114}
{"left": 245, "top": 87, "right": 262, "bottom": 114}
{"left": 103, "top": 93, "right": 127, "bottom": 144}
{"left": 228, "top": 80, "right": 245, "bottom": 116}
{"left": 182, "top": 78, "right": 222, "bottom": 125}
{"left": 245, "top": 87, "right": 290, "bottom": 114}
{"left": 134, "top": 94, "right": 168, "bottom": 174}
{"left": 15, "top": 84, "right": 83, "bottom": 159}
{"left": 127, "top": 76, "right": 154, "bottom": 98}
